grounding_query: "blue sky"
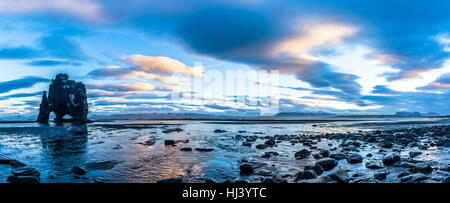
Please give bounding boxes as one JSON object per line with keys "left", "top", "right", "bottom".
{"left": 0, "top": 0, "right": 449, "bottom": 118}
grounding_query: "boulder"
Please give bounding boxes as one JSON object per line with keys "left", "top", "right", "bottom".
{"left": 316, "top": 158, "right": 338, "bottom": 171}
{"left": 306, "top": 164, "right": 324, "bottom": 176}
{"left": 12, "top": 167, "right": 40, "bottom": 177}
{"left": 180, "top": 147, "right": 192, "bottom": 151}
{"left": 382, "top": 153, "right": 401, "bottom": 165}
{"left": 443, "top": 177, "right": 450, "bottom": 183}
{"left": 71, "top": 166, "right": 87, "bottom": 175}
{"left": 439, "top": 165, "right": 450, "bottom": 172}
{"left": 213, "top": 129, "right": 227, "bottom": 133}
{"left": 195, "top": 148, "right": 214, "bottom": 152}
{"left": 347, "top": 154, "right": 363, "bottom": 164}
{"left": 401, "top": 173, "right": 427, "bottom": 183}
{"left": 295, "top": 149, "right": 310, "bottom": 159}
{"left": 255, "top": 144, "right": 269, "bottom": 149}
{"left": 312, "top": 153, "right": 323, "bottom": 159}
{"left": 164, "top": 140, "right": 176, "bottom": 145}
{"left": 264, "top": 139, "right": 275, "bottom": 146}
{"left": 7, "top": 176, "right": 40, "bottom": 183}
{"left": 365, "top": 161, "right": 384, "bottom": 169}
{"left": 295, "top": 170, "right": 316, "bottom": 181}
{"left": 330, "top": 153, "right": 347, "bottom": 160}
{"left": 319, "top": 149, "right": 330, "bottom": 157}
{"left": 409, "top": 151, "right": 422, "bottom": 158}
{"left": 239, "top": 164, "right": 254, "bottom": 175}
{"left": 409, "top": 163, "right": 433, "bottom": 173}
{"left": 374, "top": 171, "right": 388, "bottom": 180}
{"left": 328, "top": 169, "right": 350, "bottom": 183}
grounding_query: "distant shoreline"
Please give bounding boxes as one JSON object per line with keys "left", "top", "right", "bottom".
{"left": 0, "top": 115, "right": 448, "bottom": 124}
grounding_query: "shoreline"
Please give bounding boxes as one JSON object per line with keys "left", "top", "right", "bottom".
{"left": 1, "top": 123, "right": 449, "bottom": 183}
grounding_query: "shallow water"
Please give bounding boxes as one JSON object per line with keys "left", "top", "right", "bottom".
{"left": 0, "top": 117, "right": 449, "bottom": 183}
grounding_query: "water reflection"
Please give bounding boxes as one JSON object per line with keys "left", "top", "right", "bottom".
{"left": 39, "top": 124, "right": 88, "bottom": 177}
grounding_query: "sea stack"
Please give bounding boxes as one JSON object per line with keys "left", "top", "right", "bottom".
{"left": 37, "top": 91, "right": 50, "bottom": 123}
{"left": 37, "top": 73, "right": 89, "bottom": 123}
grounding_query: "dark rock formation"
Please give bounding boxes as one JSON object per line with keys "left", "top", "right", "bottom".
{"left": 37, "top": 91, "right": 50, "bottom": 123}
{"left": 36, "top": 73, "right": 89, "bottom": 123}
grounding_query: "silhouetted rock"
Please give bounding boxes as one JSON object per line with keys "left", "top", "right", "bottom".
{"left": 37, "top": 73, "right": 89, "bottom": 123}
{"left": 37, "top": 91, "right": 50, "bottom": 123}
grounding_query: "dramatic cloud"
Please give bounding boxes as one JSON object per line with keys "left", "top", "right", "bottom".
{"left": 1, "top": 0, "right": 450, "bottom": 115}
{"left": 370, "top": 85, "right": 400, "bottom": 95}
{"left": 419, "top": 73, "right": 450, "bottom": 91}
{"left": 88, "top": 65, "right": 184, "bottom": 85}
{"left": 87, "top": 83, "right": 157, "bottom": 92}
{"left": 0, "top": 76, "right": 49, "bottom": 94}
{"left": 122, "top": 55, "right": 202, "bottom": 77}
{"left": 87, "top": 82, "right": 182, "bottom": 92}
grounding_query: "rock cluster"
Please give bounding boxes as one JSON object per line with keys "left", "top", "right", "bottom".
{"left": 37, "top": 73, "right": 89, "bottom": 123}
{"left": 222, "top": 125, "right": 450, "bottom": 183}
{"left": 1, "top": 155, "right": 40, "bottom": 183}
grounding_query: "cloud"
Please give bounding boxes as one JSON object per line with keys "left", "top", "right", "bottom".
{"left": 0, "top": 76, "right": 49, "bottom": 94}
{"left": 204, "top": 104, "right": 232, "bottom": 110}
{"left": 419, "top": 73, "right": 450, "bottom": 91}
{"left": 122, "top": 55, "right": 202, "bottom": 77}
{"left": 133, "top": 1, "right": 450, "bottom": 81}
{"left": 0, "top": 46, "right": 39, "bottom": 59}
{"left": 88, "top": 91, "right": 127, "bottom": 98}
{"left": 0, "top": 29, "right": 87, "bottom": 61}
{"left": 93, "top": 99, "right": 174, "bottom": 107}
{"left": 0, "top": 91, "right": 41, "bottom": 100}
{"left": 38, "top": 32, "right": 87, "bottom": 60}
{"left": 272, "top": 24, "right": 357, "bottom": 61}
{"left": 2, "top": 0, "right": 450, "bottom": 114}
{"left": 3, "top": 1, "right": 450, "bottom": 83}
{"left": 124, "top": 93, "right": 171, "bottom": 100}
{"left": 370, "top": 85, "right": 400, "bottom": 95}
{"left": 87, "top": 83, "right": 157, "bottom": 92}
{"left": 26, "top": 59, "right": 82, "bottom": 66}
{"left": 0, "top": 0, "right": 104, "bottom": 22}
{"left": 87, "top": 65, "right": 184, "bottom": 85}
{"left": 87, "top": 82, "right": 182, "bottom": 92}
{"left": 362, "top": 91, "right": 450, "bottom": 114}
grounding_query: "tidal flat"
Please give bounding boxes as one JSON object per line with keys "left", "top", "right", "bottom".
{"left": 0, "top": 117, "right": 449, "bottom": 183}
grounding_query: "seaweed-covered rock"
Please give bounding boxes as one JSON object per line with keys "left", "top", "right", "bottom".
{"left": 37, "top": 73, "right": 89, "bottom": 123}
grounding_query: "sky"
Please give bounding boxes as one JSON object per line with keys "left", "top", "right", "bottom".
{"left": 0, "top": 0, "right": 449, "bottom": 118}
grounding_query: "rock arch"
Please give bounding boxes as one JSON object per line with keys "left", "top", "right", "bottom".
{"left": 37, "top": 73, "right": 89, "bottom": 123}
